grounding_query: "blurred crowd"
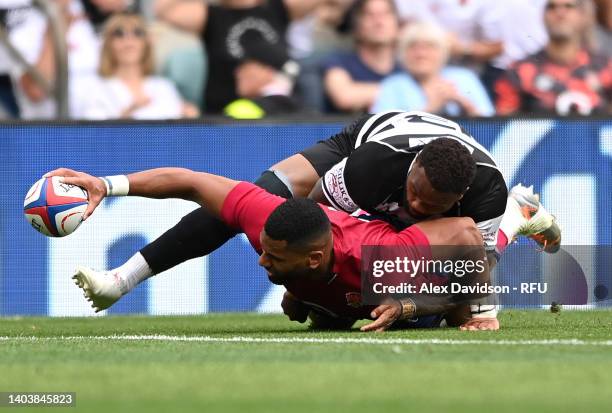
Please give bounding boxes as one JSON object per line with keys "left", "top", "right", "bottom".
{"left": 0, "top": 0, "right": 610, "bottom": 120}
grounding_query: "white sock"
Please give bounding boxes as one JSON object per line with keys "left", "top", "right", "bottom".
{"left": 499, "top": 197, "right": 525, "bottom": 240}
{"left": 111, "top": 252, "right": 153, "bottom": 294}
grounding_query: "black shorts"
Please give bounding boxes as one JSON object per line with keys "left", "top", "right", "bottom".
{"left": 299, "top": 140, "right": 348, "bottom": 177}
{"left": 298, "top": 116, "right": 369, "bottom": 176}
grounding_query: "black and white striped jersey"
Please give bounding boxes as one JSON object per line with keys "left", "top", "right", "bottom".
{"left": 320, "top": 111, "right": 508, "bottom": 251}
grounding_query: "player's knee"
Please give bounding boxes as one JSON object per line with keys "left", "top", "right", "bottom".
{"left": 254, "top": 170, "right": 294, "bottom": 199}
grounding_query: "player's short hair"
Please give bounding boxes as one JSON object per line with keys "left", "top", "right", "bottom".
{"left": 264, "top": 198, "right": 331, "bottom": 250}
{"left": 417, "top": 138, "right": 476, "bottom": 194}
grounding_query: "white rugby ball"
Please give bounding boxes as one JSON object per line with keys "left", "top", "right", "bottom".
{"left": 23, "top": 176, "right": 89, "bottom": 237}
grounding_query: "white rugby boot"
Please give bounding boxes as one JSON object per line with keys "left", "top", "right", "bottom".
{"left": 508, "top": 184, "right": 561, "bottom": 253}
{"left": 72, "top": 266, "right": 125, "bottom": 312}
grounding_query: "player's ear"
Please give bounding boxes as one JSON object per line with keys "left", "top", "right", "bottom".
{"left": 307, "top": 250, "right": 324, "bottom": 270}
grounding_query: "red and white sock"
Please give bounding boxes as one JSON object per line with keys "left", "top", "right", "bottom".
{"left": 111, "top": 252, "right": 153, "bottom": 294}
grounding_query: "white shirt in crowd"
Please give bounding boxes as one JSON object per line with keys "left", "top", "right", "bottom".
{"left": 80, "top": 76, "right": 184, "bottom": 120}
{"left": 7, "top": 0, "right": 100, "bottom": 119}
{"left": 395, "top": 0, "right": 548, "bottom": 69}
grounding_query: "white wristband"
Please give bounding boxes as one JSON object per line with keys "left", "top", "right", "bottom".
{"left": 100, "top": 175, "right": 130, "bottom": 197}
{"left": 470, "top": 304, "right": 498, "bottom": 319}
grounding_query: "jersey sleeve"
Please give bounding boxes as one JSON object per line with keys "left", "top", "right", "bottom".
{"left": 299, "top": 115, "right": 372, "bottom": 177}
{"left": 220, "top": 182, "right": 285, "bottom": 252}
{"left": 321, "top": 157, "right": 357, "bottom": 213}
{"left": 322, "top": 141, "right": 414, "bottom": 214}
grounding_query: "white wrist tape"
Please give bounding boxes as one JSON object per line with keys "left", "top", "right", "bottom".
{"left": 100, "top": 175, "right": 130, "bottom": 197}
{"left": 470, "top": 304, "right": 498, "bottom": 319}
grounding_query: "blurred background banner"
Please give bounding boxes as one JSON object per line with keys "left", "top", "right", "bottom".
{"left": 1, "top": 117, "right": 611, "bottom": 316}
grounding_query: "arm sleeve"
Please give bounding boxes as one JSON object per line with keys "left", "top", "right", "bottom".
{"left": 299, "top": 114, "right": 372, "bottom": 176}
{"left": 322, "top": 141, "right": 413, "bottom": 214}
{"left": 321, "top": 157, "right": 357, "bottom": 213}
{"left": 220, "top": 182, "right": 285, "bottom": 251}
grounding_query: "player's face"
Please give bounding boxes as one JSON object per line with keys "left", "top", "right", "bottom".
{"left": 258, "top": 231, "right": 313, "bottom": 285}
{"left": 405, "top": 163, "right": 463, "bottom": 219}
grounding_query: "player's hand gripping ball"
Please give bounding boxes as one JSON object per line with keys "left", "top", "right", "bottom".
{"left": 24, "top": 176, "right": 88, "bottom": 237}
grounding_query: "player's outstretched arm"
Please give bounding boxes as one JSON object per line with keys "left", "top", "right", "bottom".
{"left": 45, "top": 168, "right": 239, "bottom": 220}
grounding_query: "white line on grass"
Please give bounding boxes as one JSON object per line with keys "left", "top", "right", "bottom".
{"left": 0, "top": 335, "right": 611, "bottom": 346}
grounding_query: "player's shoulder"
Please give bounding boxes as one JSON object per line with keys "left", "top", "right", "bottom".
{"left": 355, "top": 111, "right": 446, "bottom": 144}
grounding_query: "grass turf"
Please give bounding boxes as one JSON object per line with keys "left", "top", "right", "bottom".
{"left": 1, "top": 310, "right": 611, "bottom": 413}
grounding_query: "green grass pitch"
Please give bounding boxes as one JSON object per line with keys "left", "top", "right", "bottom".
{"left": 1, "top": 310, "right": 611, "bottom": 413}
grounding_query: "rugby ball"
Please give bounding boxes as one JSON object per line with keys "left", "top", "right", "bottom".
{"left": 23, "top": 176, "right": 88, "bottom": 237}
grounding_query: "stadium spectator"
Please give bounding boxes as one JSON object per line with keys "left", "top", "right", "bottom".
{"left": 371, "top": 23, "right": 494, "bottom": 117}
{"left": 224, "top": 40, "right": 304, "bottom": 118}
{"left": 321, "top": 0, "right": 400, "bottom": 113}
{"left": 8, "top": 0, "right": 101, "bottom": 119}
{"left": 495, "top": 0, "right": 612, "bottom": 116}
{"left": 394, "top": 0, "right": 504, "bottom": 67}
{"left": 285, "top": 0, "right": 355, "bottom": 112}
{"left": 154, "top": 0, "right": 323, "bottom": 114}
{"left": 80, "top": 13, "right": 198, "bottom": 120}
{"left": 393, "top": 0, "right": 546, "bottom": 99}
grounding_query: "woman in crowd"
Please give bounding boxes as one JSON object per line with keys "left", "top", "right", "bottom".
{"left": 371, "top": 22, "right": 494, "bottom": 117}
{"left": 82, "top": 13, "right": 198, "bottom": 119}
